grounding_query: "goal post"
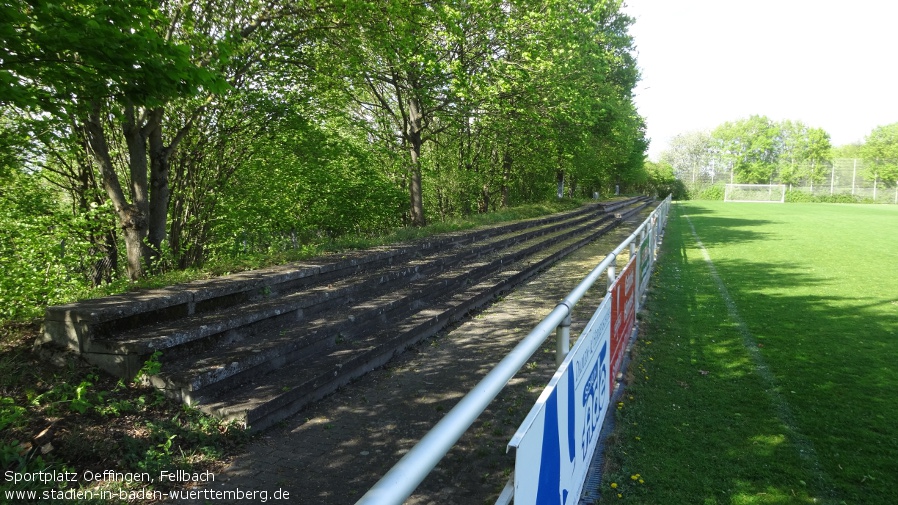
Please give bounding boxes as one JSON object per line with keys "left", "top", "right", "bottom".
{"left": 724, "top": 184, "right": 786, "bottom": 203}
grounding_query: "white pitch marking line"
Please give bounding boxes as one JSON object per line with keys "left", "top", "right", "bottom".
{"left": 683, "top": 212, "right": 837, "bottom": 503}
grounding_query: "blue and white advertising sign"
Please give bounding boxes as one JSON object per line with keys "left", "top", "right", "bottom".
{"left": 508, "top": 297, "right": 612, "bottom": 505}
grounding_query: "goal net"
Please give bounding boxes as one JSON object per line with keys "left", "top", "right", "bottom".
{"left": 724, "top": 184, "right": 786, "bottom": 203}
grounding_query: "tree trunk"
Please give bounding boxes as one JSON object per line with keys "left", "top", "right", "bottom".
{"left": 479, "top": 184, "right": 490, "bottom": 213}
{"left": 407, "top": 95, "right": 426, "bottom": 226}
{"left": 408, "top": 149, "right": 425, "bottom": 226}
{"left": 85, "top": 104, "right": 149, "bottom": 280}
{"left": 123, "top": 103, "right": 151, "bottom": 223}
{"left": 148, "top": 109, "right": 171, "bottom": 253}
{"left": 501, "top": 150, "right": 512, "bottom": 208}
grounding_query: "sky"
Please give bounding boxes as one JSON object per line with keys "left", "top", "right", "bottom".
{"left": 623, "top": 0, "right": 898, "bottom": 160}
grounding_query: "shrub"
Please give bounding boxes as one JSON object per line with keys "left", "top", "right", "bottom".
{"left": 785, "top": 190, "right": 816, "bottom": 203}
{"left": 695, "top": 185, "right": 724, "bottom": 200}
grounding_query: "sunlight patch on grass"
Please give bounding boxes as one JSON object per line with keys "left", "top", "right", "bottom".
{"left": 600, "top": 202, "right": 898, "bottom": 505}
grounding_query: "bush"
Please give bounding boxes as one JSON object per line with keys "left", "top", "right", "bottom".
{"left": 694, "top": 184, "right": 724, "bottom": 200}
{"left": 0, "top": 171, "right": 101, "bottom": 322}
{"left": 785, "top": 190, "right": 816, "bottom": 203}
{"left": 817, "top": 193, "right": 867, "bottom": 204}
{"left": 785, "top": 190, "right": 872, "bottom": 204}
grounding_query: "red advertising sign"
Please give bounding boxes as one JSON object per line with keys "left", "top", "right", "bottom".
{"left": 610, "top": 257, "right": 636, "bottom": 385}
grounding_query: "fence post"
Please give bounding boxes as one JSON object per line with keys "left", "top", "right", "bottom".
{"left": 555, "top": 307, "right": 572, "bottom": 367}
{"left": 830, "top": 163, "right": 835, "bottom": 195}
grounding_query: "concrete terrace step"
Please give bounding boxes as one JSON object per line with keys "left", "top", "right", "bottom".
{"left": 36, "top": 196, "right": 654, "bottom": 430}
{"left": 41, "top": 202, "right": 601, "bottom": 337}
{"left": 38, "top": 200, "right": 623, "bottom": 377}
{"left": 148, "top": 209, "right": 621, "bottom": 404}
{"left": 82, "top": 203, "right": 610, "bottom": 355}
{"left": 191, "top": 199, "right": 654, "bottom": 430}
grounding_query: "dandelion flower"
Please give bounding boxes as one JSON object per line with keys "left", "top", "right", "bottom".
{"left": 610, "top": 483, "right": 618, "bottom": 489}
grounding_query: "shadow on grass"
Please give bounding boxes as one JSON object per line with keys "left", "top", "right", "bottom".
{"left": 614, "top": 204, "right": 898, "bottom": 505}
{"left": 678, "top": 204, "right": 781, "bottom": 248}
{"left": 700, "top": 256, "right": 898, "bottom": 505}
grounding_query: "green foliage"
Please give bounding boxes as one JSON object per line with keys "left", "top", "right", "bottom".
{"left": 692, "top": 184, "right": 724, "bottom": 201}
{"left": 0, "top": 170, "right": 106, "bottom": 321}
{"left": 1, "top": 336, "right": 247, "bottom": 498}
{"left": 133, "top": 351, "right": 163, "bottom": 384}
{"left": 664, "top": 118, "right": 833, "bottom": 187}
{"left": 862, "top": 122, "right": 898, "bottom": 184}
{"left": 711, "top": 115, "right": 785, "bottom": 183}
{"left": 0, "top": 0, "right": 225, "bottom": 110}
{"left": 783, "top": 190, "right": 817, "bottom": 203}
{"left": 784, "top": 190, "right": 870, "bottom": 204}
{"left": 207, "top": 111, "right": 406, "bottom": 261}
{"left": 30, "top": 374, "right": 101, "bottom": 416}
{"left": 642, "top": 160, "right": 686, "bottom": 199}
{"left": 0, "top": 396, "right": 26, "bottom": 431}
{"left": 0, "top": 0, "right": 652, "bottom": 323}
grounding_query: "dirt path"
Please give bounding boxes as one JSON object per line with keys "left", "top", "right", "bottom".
{"left": 173, "top": 212, "right": 648, "bottom": 505}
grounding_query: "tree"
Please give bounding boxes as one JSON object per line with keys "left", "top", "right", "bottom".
{"left": 777, "top": 121, "right": 831, "bottom": 189}
{"left": 777, "top": 120, "right": 811, "bottom": 185}
{"left": 862, "top": 123, "right": 898, "bottom": 187}
{"left": 642, "top": 159, "right": 685, "bottom": 199}
{"left": 0, "top": 0, "right": 218, "bottom": 111}
{"left": 711, "top": 115, "right": 781, "bottom": 183}
{"left": 804, "top": 127, "right": 832, "bottom": 189}
{"left": 3, "top": 0, "right": 650, "bottom": 292}
{"left": 660, "top": 131, "right": 712, "bottom": 184}
{"left": 2, "top": 0, "right": 232, "bottom": 279}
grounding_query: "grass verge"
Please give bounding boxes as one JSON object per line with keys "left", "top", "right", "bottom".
{"left": 600, "top": 202, "right": 898, "bottom": 505}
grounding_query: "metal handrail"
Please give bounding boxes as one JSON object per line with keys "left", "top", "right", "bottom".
{"left": 355, "top": 195, "right": 671, "bottom": 505}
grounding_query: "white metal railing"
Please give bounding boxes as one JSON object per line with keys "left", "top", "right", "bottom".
{"left": 355, "top": 195, "right": 672, "bottom": 505}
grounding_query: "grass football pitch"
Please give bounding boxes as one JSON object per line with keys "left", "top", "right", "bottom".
{"left": 599, "top": 202, "right": 898, "bottom": 505}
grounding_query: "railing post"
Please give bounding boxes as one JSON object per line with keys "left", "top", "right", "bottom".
{"left": 555, "top": 307, "right": 572, "bottom": 367}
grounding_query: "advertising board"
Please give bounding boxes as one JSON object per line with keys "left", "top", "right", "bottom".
{"left": 508, "top": 297, "right": 612, "bottom": 505}
{"left": 610, "top": 258, "right": 636, "bottom": 383}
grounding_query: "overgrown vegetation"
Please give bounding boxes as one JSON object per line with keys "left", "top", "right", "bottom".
{"left": 1, "top": 324, "right": 247, "bottom": 503}
{"left": 0, "top": 197, "right": 589, "bottom": 323}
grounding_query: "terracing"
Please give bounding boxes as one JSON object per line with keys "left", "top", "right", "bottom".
{"left": 37, "top": 196, "right": 655, "bottom": 432}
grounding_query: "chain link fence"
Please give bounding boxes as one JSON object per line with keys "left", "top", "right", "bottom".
{"left": 787, "top": 159, "right": 898, "bottom": 203}
{"left": 682, "top": 158, "right": 898, "bottom": 203}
